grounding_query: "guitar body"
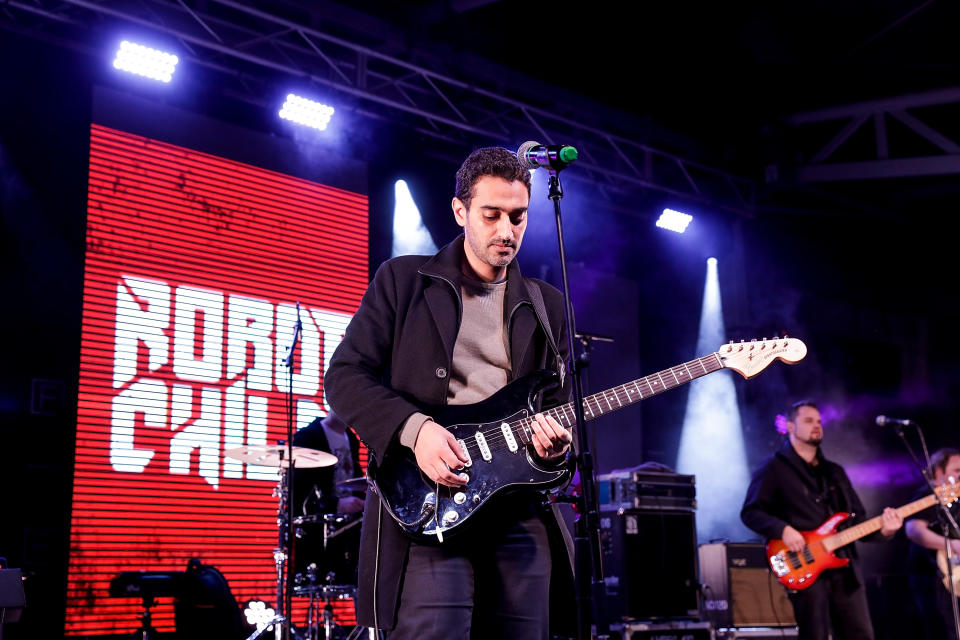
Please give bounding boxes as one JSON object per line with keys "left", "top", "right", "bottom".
{"left": 365, "top": 337, "right": 809, "bottom": 542}
{"left": 369, "top": 369, "right": 569, "bottom": 541}
{"left": 766, "top": 513, "right": 852, "bottom": 590}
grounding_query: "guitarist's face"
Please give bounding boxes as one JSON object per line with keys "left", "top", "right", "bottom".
{"left": 789, "top": 405, "right": 823, "bottom": 446}
{"left": 936, "top": 455, "right": 960, "bottom": 484}
{"left": 453, "top": 176, "right": 529, "bottom": 282}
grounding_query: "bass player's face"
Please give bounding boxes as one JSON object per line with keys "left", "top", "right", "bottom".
{"left": 789, "top": 405, "right": 823, "bottom": 446}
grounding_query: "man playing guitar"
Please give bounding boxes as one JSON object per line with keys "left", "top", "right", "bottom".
{"left": 740, "top": 401, "right": 903, "bottom": 640}
{"left": 905, "top": 447, "right": 960, "bottom": 640}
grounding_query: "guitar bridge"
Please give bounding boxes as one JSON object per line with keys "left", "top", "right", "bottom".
{"left": 769, "top": 552, "right": 790, "bottom": 577}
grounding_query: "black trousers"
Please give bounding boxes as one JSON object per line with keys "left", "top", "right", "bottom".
{"left": 910, "top": 573, "right": 960, "bottom": 640}
{"left": 388, "top": 502, "right": 551, "bottom": 640}
{"left": 788, "top": 567, "right": 874, "bottom": 640}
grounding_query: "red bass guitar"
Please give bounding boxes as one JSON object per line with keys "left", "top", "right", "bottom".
{"left": 767, "top": 481, "right": 960, "bottom": 589}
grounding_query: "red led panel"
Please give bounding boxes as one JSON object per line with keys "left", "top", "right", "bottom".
{"left": 66, "top": 124, "right": 370, "bottom": 635}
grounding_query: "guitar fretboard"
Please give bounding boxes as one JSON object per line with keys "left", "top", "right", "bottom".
{"left": 510, "top": 351, "right": 725, "bottom": 441}
{"left": 823, "top": 493, "right": 939, "bottom": 552}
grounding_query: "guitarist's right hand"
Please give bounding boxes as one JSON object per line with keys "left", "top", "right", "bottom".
{"left": 414, "top": 421, "right": 470, "bottom": 487}
{"left": 782, "top": 525, "right": 806, "bottom": 553}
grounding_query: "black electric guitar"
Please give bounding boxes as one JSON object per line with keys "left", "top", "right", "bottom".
{"left": 369, "top": 337, "right": 807, "bottom": 541}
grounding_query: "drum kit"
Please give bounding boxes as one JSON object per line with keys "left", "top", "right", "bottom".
{"left": 224, "top": 444, "right": 370, "bottom": 640}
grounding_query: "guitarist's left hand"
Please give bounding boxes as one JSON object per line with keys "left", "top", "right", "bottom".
{"left": 879, "top": 507, "right": 904, "bottom": 537}
{"left": 531, "top": 413, "right": 572, "bottom": 461}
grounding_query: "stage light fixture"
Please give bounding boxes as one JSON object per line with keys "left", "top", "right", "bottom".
{"left": 113, "top": 41, "right": 178, "bottom": 83}
{"left": 279, "top": 94, "right": 335, "bottom": 131}
{"left": 656, "top": 208, "right": 693, "bottom": 234}
{"left": 243, "top": 600, "right": 276, "bottom": 632}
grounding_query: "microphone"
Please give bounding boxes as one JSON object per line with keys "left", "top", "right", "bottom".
{"left": 517, "top": 140, "right": 579, "bottom": 171}
{"left": 876, "top": 415, "right": 915, "bottom": 427}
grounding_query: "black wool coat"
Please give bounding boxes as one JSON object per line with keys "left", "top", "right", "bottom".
{"left": 324, "top": 236, "right": 575, "bottom": 633}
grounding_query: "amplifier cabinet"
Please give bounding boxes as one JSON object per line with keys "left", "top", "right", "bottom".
{"left": 614, "top": 620, "right": 714, "bottom": 640}
{"left": 601, "top": 508, "right": 700, "bottom": 622}
{"left": 698, "top": 542, "right": 795, "bottom": 629}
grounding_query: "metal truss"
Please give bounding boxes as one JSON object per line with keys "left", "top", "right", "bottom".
{"left": 1, "top": 0, "right": 755, "bottom": 216}
{"left": 782, "top": 87, "right": 960, "bottom": 182}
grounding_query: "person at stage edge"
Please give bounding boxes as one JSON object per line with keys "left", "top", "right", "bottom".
{"left": 905, "top": 447, "right": 960, "bottom": 640}
{"left": 740, "top": 401, "right": 904, "bottom": 640}
{"left": 324, "top": 146, "right": 575, "bottom": 640}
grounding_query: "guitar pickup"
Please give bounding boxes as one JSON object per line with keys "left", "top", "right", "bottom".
{"left": 500, "top": 423, "right": 518, "bottom": 452}
{"left": 457, "top": 439, "right": 473, "bottom": 467}
{"left": 474, "top": 432, "right": 492, "bottom": 462}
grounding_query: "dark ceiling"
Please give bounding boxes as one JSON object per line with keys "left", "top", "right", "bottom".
{"left": 294, "top": 0, "right": 960, "bottom": 215}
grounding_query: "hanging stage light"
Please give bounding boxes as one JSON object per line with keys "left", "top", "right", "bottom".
{"left": 113, "top": 41, "right": 178, "bottom": 83}
{"left": 278, "top": 94, "right": 335, "bottom": 131}
{"left": 656, "top": 208, "right": 693, "bottom": 234}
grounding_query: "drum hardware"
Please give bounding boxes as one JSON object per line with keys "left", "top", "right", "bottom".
{"left": 226, "top": 444, "right": 337, "bottom": 640}
{"left": 224, "top": 445, "right": 338, "bottom": 469}
{"left": 293, "top": 512, "right": 364, "bottom": 639}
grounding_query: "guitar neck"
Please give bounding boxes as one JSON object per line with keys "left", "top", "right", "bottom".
{"left": 823, "top": 493, "right": 939, "bottom": 552}
{"left": 543, "top": 352, "right": 725, "bottom": 430}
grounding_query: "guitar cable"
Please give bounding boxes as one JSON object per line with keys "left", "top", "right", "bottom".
{"left": 372, "top": 495, "right": 383, "bottom": 636}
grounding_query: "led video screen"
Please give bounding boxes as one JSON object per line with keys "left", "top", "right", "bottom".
{"left": 65, "top": 123, "right": 369, "bottom": 634}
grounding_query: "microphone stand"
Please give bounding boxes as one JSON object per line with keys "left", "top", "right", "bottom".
{"left": 891, "top": 421, "right": 960, "bottom": 640}
{"left": 280, "top": 302, "right": 303, "bottom": 640}
{"left": 543, "top": 170, "right": 606, "bottom": 640}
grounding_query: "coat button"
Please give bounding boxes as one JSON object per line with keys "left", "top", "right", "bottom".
{"left": 435, "top": 367, "right": 448, "bottom": 379}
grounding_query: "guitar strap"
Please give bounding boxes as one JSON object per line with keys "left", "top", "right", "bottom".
{"left": 525, "top": 280, "right": 566, "bottom": 389}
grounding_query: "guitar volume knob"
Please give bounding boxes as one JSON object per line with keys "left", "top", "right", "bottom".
{"left": 442, "top": 510, "right": 459, "bottom": 525}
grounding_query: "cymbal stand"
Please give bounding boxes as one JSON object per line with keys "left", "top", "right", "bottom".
{"left": 273, "top": 462, "right": 291, "bottom": 636}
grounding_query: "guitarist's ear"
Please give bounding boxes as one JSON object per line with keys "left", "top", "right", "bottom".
{"left": 452, "top": 197, "right": 467, "bottom": 227}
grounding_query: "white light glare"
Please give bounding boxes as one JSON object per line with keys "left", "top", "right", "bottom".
{"left": 113, "top": 41, "right": 178, "bottom": 83}
{"left": 392, "top": 180, "right": 438, "bottom": 257}
{"left": 244, "top": 600, "right": 276, "bottom": 631}
{"left": 279, "top": 94, "right": 335, "bottom": 131}
{"left": 656, "top": 208, "right": 693, "bottom": 234}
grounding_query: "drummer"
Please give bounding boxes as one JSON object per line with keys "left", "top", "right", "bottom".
{"left": 292, "top": 412, "right": 365, "bottom": 519}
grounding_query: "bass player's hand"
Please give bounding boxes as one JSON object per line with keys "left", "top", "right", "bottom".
{"left": 782, "top": 525, "right": 806, "bottom": 553}
{"left": 413, "top": 420, "right": 469, "bottom": 488}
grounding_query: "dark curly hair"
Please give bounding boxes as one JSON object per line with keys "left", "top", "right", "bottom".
{"left": 454, "top": 147, "right": 531, "bottom": 209}
{"left": 787, "top": 400, "right": 817, "bottom": 422}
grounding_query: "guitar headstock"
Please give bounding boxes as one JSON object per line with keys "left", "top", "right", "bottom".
{"left": 935, "top": 480, "right": 960, "bottom": 507}
{"left": 718, "top": 337, "right": 808, "bottom": 379}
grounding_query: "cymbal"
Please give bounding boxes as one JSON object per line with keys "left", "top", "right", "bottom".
{"left": 223, "top": 445, "right": 337, "bottom": 468}
{"left": 336, "top": 477, "right": 369, "bottom": 491}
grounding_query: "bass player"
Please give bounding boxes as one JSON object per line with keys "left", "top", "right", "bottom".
{"left": 740, "top": 400, "right": 903, "bottom": 640}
